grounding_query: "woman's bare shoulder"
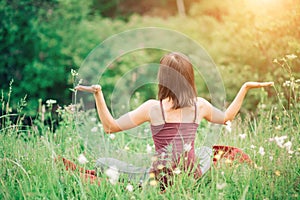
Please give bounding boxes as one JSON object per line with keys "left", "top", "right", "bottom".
{"left": 141, "top": 99, "right": 160, "bottom": 109}
{"left": 196, "top": 97, "right": 211, "bottom": 108}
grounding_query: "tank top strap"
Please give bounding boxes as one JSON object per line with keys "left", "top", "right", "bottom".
{"left": 193, "top": 101, "right": 197, "bottom": 123}
{"left": 160, "top": 100, "right": 166, "bottom": 123}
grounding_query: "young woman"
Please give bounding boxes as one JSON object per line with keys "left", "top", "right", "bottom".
{"left": 75, "top": 52, "right": 273, "bottom": 189}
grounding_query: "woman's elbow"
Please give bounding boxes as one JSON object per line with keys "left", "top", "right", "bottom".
{"left": 103, "top": 126, "right": 121, "bottom": 134}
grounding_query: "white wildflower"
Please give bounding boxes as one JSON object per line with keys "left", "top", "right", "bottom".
{"left": 78, "top": 154, "right": 89, "bottom": 164}
{"left": 239, "top": 133, "right": 247, "bottom": 139}
{"left": 126, "top": 183, "right": 134, "bottom": 192}
{"left": 173, "top": 168, "right": 181, "bottom": 175}
{"left": 109, "top": 134, "right": 116, "bottom": 140}
{"left": 250, "top": 144, "right": 256, "bottom": 149}
{"left": 184, "top": 143, "right": 192, "bottom": 152}
{"left": 258, "top": 147, "right": 265, "bottom": 156}
{"left": 259, "top": 104, "right": 267, "bottom": 109}
{"left": 283, "top": 81, "right": 291, "bottom": 87}
{"left": 273, "top": 58, "right": 278, "bottom": 63}
{"left": 274, "top": 136, "right": 287, "bottom": 148}
{"left": 71, "top": 69, "right": 79, "bottom": 77}
{"left": 46, "top": 99, "right": 57, "bottom": 106}
{"left": 275, "top": 125, "right": 282, "bottom": 130}
{"left": 286, "top": 54, "right": 297, "bottom": 60}
{"left": 105, "top": 166, "right": 119, "bottom": 185}
{"left": 269, "top": 156, "right": 273, "bottom": 161}
{"left": 288, "top": 150, "right": 294, "bottom": 154}
{"left": 225, "top": 121, "right": 232, "bottom": 132}
{"left": 254, "top": 163, "right": 263, "bottom": 170}
{"left": 91, "top": 127, "right": 98, "bottom": 132}
{"left": 146, "top": 144, "right": 152, "bottom": 154}
{"left": 124, "top": 145, "right": 130, "bottom": 151}
{"left": 144, "top": 128, "right": 150, "bottom": 133}
{"left": 216, "top": 182, "right": 227, "bottom": 190}
{"left": 150, "top": 180, "right": 157, "bottom": 186}
{"left": 90, "top": 117, "right": 97, "bottom": 122}
{"left": 283, "top": 141, "right": 292, "bottom": 151}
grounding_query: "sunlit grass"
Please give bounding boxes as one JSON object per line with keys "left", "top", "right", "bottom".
{"left": 0, "top": 60, "right": 299, "bottom": 199}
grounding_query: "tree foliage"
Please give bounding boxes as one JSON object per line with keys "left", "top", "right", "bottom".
{"left": 0, "top": 0, "right": 299, "bottom": 115}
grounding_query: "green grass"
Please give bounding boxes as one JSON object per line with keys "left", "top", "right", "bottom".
{"left": 0, "top": 82, "right": 299, "bottom": 200}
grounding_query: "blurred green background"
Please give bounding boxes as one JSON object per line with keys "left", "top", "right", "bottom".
{"left": 1, "top": 0, "right": 299, "bottom": 116}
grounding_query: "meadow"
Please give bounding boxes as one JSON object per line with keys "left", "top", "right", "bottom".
{"left": 0, "top": 62, "right": 299, "bottom": 200}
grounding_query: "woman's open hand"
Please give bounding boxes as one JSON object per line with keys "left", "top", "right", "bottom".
{"left": 244, "top": 82, "right": 274, "bottom": 90}
{"left": 75, "top": 85, "right": 102, "bottom": 93}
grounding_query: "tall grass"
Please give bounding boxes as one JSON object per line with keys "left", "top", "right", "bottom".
{"left": 0, "top": 65, "right": 299, "bottom": 199}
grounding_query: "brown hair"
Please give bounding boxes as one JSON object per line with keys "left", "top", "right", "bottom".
{"left": 158, "top": 52, "right": 197, "bottom": 109}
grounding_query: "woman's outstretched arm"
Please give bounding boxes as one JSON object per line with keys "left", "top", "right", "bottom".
{"left": 201, "top": 82, "right": 274, "bottom": 124}
{"left": 75, "top": 85, "right": 152, "bottom": 133}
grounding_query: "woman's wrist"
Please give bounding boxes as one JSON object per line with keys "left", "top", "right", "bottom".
{"left": 92, "top": 85, "right": 102, "bottom": 94}
{"left": 242, "top": 82, "right": 249, "bottom": 91}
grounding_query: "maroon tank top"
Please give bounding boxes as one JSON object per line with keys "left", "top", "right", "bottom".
{"left": 150, "top": 100, "right": 202, "bottom": 180}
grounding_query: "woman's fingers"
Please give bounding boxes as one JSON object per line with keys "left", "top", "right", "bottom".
{"left": 75, "top": 85, "right": 101, "bottom": 93}
{"left": 259, "top": 82, "right": 274, "bottom": 87}
{"left": 245, "top": 81, "right": 274, "bottom": 89}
